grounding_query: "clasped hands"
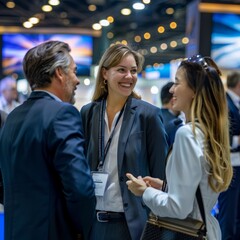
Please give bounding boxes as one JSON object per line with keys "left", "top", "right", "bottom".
{"left": 126, "top": 173, "right": 163, "bottom": 196}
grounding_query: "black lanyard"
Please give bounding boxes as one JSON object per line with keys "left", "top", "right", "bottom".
{"left": 98, "top": 99, "right": 125, "bottom": 171}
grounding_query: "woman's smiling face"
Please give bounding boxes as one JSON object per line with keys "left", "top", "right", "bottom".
{"left": 102, "top": 54, "right": 138, "bottom": 99}
{"left": 170, "top": 67, "right": 195, "bottom": 120}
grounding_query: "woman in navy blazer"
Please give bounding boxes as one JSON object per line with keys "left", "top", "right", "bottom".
{"left": 80, "top": 44, "right": 169, "bottom": 240}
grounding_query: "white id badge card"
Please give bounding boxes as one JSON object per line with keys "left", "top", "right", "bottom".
{"left": 91, "top": 171, "right": 109, "bottom": 197}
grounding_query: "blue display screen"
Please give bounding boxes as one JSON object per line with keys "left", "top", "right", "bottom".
{"left": 211, "top": 13, "right": 240, "bottom": 69}
{"left": 2, "top": 33, "right": 93, "bottom": 76}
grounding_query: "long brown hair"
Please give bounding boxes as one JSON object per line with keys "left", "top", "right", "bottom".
{"left": 179, "top": 57, "right": 232, "bottom": 192}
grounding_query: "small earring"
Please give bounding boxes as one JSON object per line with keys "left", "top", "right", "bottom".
{"left": 104, "top": 79, "right": 107, "bottom": 85}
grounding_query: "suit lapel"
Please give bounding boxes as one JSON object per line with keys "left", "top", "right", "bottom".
{"left": 117, "top": 97, "right": 137, "bottom": 170}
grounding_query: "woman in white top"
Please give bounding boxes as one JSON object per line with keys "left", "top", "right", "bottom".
{"left": 126, "top": 55, "right": 233, "bottom": 240}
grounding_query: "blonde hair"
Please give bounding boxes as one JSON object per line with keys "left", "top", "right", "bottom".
{"left": 92, "top": 44, "right": 144, "bottom": 101}
{"left": 179, "top": 60, "right": 232, "bottom": 193}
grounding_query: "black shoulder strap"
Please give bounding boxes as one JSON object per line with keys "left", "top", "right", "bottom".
{"left": 196, "top": 186, "right": 207, "bottom": 234}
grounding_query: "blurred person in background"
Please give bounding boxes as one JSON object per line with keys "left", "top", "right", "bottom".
{"left": 0, "top": 110, "right": 7, "bottom": 211}
{"left": 80, "top": 43, "right": 169, "bottom": 240}
{"left": 0, "top": 76, "right": 20, "bottom": 113}
{"left": 0, "top": 110, "right": 7, "bottom": 129}
{"left": 0, "top": 40, "right": 96, "bottom": 240}
{"left": 218, "top": 71, "right": 240, "bottom": 240}
{"left": 160, "top": 81, "right": 183, "bottom": 145}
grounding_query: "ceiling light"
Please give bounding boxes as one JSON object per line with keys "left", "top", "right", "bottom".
{"left": 157, "top": 26, "right": 165, "bottom": 33}
{"left": 107, "top": 32, "right": 114, "bottom": 39}
{"left": 150, "top": 86, "right": 159, "bottom": 95}
{"left": 170, "top": 41, "right": 177, "bottom": 48}
{"left": 84, "top": 78, "right": 90, "bottom": 86}
{"left": 143, "top": 0, "right": 151, "bottom": 4}
{"left": 29, "top": 17, "right": 39, "bottom": 24}
{"left": 182, "top": 37, "right": 189, "bottom": 44}
{"left": 48, "top": 0, "right": 60, "bottom": 6}
{"left": 6, "top": 1, "right": 15, "bottom": 8}
{"left": 166, "top": 8, "right": 174, "bottom": 15}
{"left": 170, "top": 22, "right": 177, "bottom": 29}
{"left": 107, "top": 16, "right": 114, "bottom": 23}
{"left": 23, "top": 21, "right": 33, "bottom": 28}
{"left": 133, "top": 3, "right": 145, "bottom": 10}
{"left": 92, "top": 23, "right": 102, "bottom": 30}
{"left": 42, "top": 5, "right": 53, "bottom": 12}
{"left": 88, "top": 4, "right": 96, "bottom": 11}
{"left": 134, "top": 35, "right": 141, "bottom": 42}
{"left": 160, "top": 43, "right": 167, "bottom": 50}
{"left": 121, "top": 8, "right": 131, "bottom": 15}
{"left": 144, "top": 32, "right": 151, "bottom": 40}
{"left": 121, "top": 40, "right": 128, "bottom": 45}
{"left": 150, "top": 46, "right": 157, "bottom": 53}
{"left": 99, "top": 19, "right": 109, "bottom": 26}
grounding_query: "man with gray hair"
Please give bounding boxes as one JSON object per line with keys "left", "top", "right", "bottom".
{"left": 0, "top": 76, "right": 20, "bottom": 113}
{"left": 0, "top": 40, "right": 96, "bottom": 240}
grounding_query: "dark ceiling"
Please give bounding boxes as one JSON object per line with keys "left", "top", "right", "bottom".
{"left": 0, "top": 0, "right": 239, "bottom": 67}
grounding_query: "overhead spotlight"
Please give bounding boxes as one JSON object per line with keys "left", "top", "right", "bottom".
{"left": 158, "top": 26, "right": 165, "bottom": 33}
{"left": 121, "top": 40, "right": 128, "bottom": 45}
{"left": 42, "top": 5, "right": 53, "bottom": 12}
{"left": 182, "top": 37, "right": 189, "bottom": 44}
{"left": 92, "top": 23, "right": 102, "bottom": 30}
{"left": 160, "top": 43, "right": 168, "bottom": 50}
{"left": 99, "top": 19, "right": 110, "bottom": 27}
{"left": 150, "top": 46, "right": 157, "bottom": 53}
{"left": 170, "top": 22, "right": 177, "bottom": 29}
{"left": 150, "top": 86, "right": 159, "bottom": 95}
{"left": 133, "top": 3, "right": 145, "bottom": 10}
{"left": 107, "top": 16, "right": 114, "bottom": 23}
{"left": 143, "top": 32, "right": 151, "bottom": 40}
{"left": 143, "top": 0, "right": 151, "bottom": 4}
{"left": 84, "top": 78, "right": 90, "bottom": 86}
{"left": 29, "top": 17, "right": 39, "bottom": 24}
{"left": 107, "top": 32, "right": 114, "bottom": 39}
{"left": 170, "top": 41, "right": 177, "bottom": 48}
{"left": 88, "top": 4, "right": 96, "bottom": 11}
{"left": 23, "top": 21, "right": 33, "bottom": 28}
{"left": 121, "top": 8, "right": 131, "bottom": 15}
{"left": 48, "top": 0, "right": 60, "bottom": 6}
{"left": 166, "top": 7, "right": 174, "bottom": 15}
{"left": 6, "top": 1, "right": 15, "bottom": 8}
{"left": 134, "top": 35, "right": 141, "bottom": 42}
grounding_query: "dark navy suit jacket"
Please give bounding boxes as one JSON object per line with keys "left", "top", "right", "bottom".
{"left": 0, "top": 91, "right": 96, "bottom": 240}
{"left": 227, "top": 93, "right": 240, "bottom": 151}
{"left": 160, "top": 108, "right": 183, "bottom": 145}
{"left": 80, "top": 97, "right": 169, "bottom": 240}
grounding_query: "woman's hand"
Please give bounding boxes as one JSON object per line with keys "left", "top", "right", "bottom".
{"left": 126, "top": 173, "right": 147, "bottom": 196}
{"left": 143, "top": 176, "right": 163, "bottom": 190}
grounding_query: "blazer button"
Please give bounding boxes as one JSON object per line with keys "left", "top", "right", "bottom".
{"left": 120, "top": 176, "right": 124, "bottom": 182}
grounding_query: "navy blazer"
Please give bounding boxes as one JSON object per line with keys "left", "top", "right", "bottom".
{"left": 0, "top": 91, "right": 96, "bottom": 240}
{"left": 160, "top": 108, "right": 183, "bottom": 145}
{"left": 80, "top": 97, "right": 169, "bottom": 240}
{"left": 227, "top": 93, "right": 240, "bottom": 151}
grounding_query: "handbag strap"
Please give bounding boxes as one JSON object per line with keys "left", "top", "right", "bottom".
{"left": 196, "top": 186, "right": 207, "bottom": 235}
{"left": 163, "top": 146, "right": 207, "bottom": 234}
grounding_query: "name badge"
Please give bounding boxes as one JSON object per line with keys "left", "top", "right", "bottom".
{"left": 91, "top": 171, "right": 109, "bottom": 197}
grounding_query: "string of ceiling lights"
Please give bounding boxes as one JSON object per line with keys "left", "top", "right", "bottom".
{"left": 4, "top": 0, "right": 190, "bottom": 68}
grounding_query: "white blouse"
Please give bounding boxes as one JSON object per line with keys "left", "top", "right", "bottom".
{"left": 143, "top": 123, "right": 221, "bottom": 240}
